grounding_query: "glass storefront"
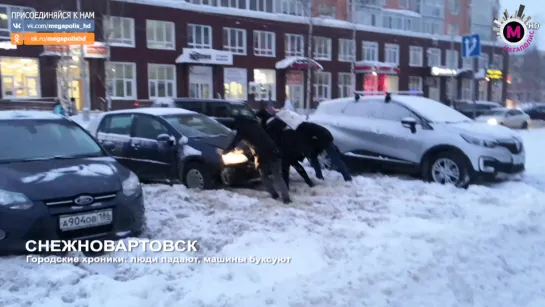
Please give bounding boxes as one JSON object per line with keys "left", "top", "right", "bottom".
{"left": 491, "top": 80, "right": 502, "bottom": 103}
{"left": 478, "top": 80, "right": 488, "bottom": 101}
{"left": 253, "top": 69, "right": 276, "bottom": 101}
{"left": 224, "top": 68, "right": 247, "bottom": 100}
{"left": 57, "top": 58, "right": 89, "bottom": 110}
{"left": 0, "top": 57, "right": 40, "bottom": 98}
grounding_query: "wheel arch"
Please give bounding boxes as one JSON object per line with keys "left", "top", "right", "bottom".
{"left": 178, "top": 156, "right": 208, "bottom": 182}
{"left": 420, "top": 144, "right": 473, "bottom": 177}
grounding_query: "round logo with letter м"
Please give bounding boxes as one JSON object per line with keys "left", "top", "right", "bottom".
{"left": 494, "top": 5, "right": 540, "bottom": 53}
{"left": 502, "top": 19, "right": 526, "bottom": 44}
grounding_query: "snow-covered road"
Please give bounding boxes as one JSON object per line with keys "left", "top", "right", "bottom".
{"left": 1, "top": 130, "right": 544, "bottom": 307}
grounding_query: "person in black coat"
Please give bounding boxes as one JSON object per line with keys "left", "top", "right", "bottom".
{"left": 222, "top": 114, "right": 291, "bottom": 204}
{"left": 255, "top": 109, "right": 314, "bottom": 189}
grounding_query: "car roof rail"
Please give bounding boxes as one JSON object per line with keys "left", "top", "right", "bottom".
{"left": 353, "top": 91, "right": 424, "bottom": 103}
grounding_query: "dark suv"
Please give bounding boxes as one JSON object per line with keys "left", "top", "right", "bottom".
{"left": 522, "top": 104, "right": 545, "bottom": 121}
{"left": 151, "top": 98, "right": 255, "bottom": 128}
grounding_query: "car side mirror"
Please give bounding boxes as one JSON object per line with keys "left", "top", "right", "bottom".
{"left": 101, "top": 141, "right": 115, "bottom": 151}
{"left": 401, "top": 117, "right": 417, "bottom": 134}
{"left": 157, "top": 133, "right": 175, "bottom": 145}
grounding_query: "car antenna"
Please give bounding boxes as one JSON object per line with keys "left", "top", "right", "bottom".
{"left": 385, "top": 92, "right": 391, "bottom": 103}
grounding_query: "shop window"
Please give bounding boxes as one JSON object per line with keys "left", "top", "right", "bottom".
{"left": 253, "top": 69, "right": 276, "bottom": 101}
{"left": 146, "top": 20, "right": 175, "bottom": 50}
{"left": 491, "top": 81, "right": 502, "bottom": 102}
{"left": 0, "top": 57, "right": 40, "bottom": 98}
{"left": 386, "top": 76, "right": 399, "bottom": 92}
{"left": 107, "top": 62, "right": 136, "bottom": 99}
{"left": 461, "top": 79, "right": 472, "bottom": 100}
{"left": 364, "top": 74, "right": 378, "bottom": 92}
{"left": 189, "top": 66, "right": 212, "bottom": 99}
{"left": 313, "top": 71, "right": 331, "bottom": 101}
{"left": 478, "top": 80, "right": 488, "bottom": 100}
{"left": 224, "top": 67, "right": 247, "bottom": 100}
{"left": 408, "top": 76, "right": 422, "bottom": 92}
{"left": 148, "top": 64, "right": 176, "bottom": 98}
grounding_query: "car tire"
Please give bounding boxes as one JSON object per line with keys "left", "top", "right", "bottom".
{"left": 425, "top": 151, "right": 471, "bottom": 189}
{"left": 521, "top": 121, "right": 529, "bottom": 129}
{"left": 180, "top": 162, "right": 215, "bottom": 190}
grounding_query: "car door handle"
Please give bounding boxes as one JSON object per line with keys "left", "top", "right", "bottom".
{"left": 131, "top": 143, "right": 140, "bottom": 149}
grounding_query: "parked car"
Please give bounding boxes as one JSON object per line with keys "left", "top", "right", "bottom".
{"left": 0, "top": 111, "right": 144, "bottom": 254}
{"left": 309, "top": 93, "right": 525, "bottom": 188}
{"left": 475, "top": 108, "right": 530, "bottom": 129}
{"left": 453, "top": 100, "right": 503, "bottom": 119}
{"left": 85, "top": 108, "right": 259, "bottom": 189}
{"left": 522, "top": 104, "right": 545, "bottom": 121}
{"left": 151, "top": 98, "right": 255, "bottom": 129}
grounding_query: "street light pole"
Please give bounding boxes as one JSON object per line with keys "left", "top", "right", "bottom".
{"left": 76, "top": 0, "right": 91, "bottom": 120}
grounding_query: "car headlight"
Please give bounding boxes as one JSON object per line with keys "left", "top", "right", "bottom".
{"left": 0, "top": 189, "right": 33, "bottom": 210}
{"left": 487, "top": 118, "right": 498, "bottom": 125}
{"left": 222, "top": 149, "right": 249, "bottom": 165}
{"left": 461, "top": 134, "right": 498, "bottom": 148}
{"left": 122, "top": 172, "right": 141, "bottom": 196}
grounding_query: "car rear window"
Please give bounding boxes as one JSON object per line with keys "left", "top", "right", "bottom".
{"left": 0, "top": 119, "right": 103, "bottom": 163}
{"left": 162, "top": 114, "right": 231, "bottom": 137}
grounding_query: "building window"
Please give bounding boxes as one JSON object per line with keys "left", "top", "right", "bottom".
{"left": 478, "top": 54, "right": 489, "bottom": 69}
{"left": 338, "top": 39, "right": 355, "bottom": 62}
{"left": 427, "top": 48, "right": 441, "bottom": 66}
{"left": 446, "top": 78, "right": 457, "bottom": 99}
{"left": 146, "top": 20, "right": 175, "bottom": 50}
{"left": 104, "top": 16, "right": 135, "bottom": 47}
{"left": 338, "top": 73, "right": 353, "bottom": 98}
{"left": 313, "top": 37, "right": 332, "bottom": 60}
{"left": 409, "top": 46, "right": 423, "bottom": 67}
{"left": 189, "top": 66, "right": 212, "bottom": 99}
{"left": 461, "top": 79, "right": 472, "bottom": 100}
{"left": 399, "top": 0, "right": 409, "bottom": 8}
{"left": 362, "top": 41, "right": 378, "bottom": 61}
{"left": 313, "top": 71, "right": 331, "bottom": 101}
{"left": 281, "top": 0, "right": 306, "bottom": 16}
{"left": 188, "top": 0, "right": 217, "bottom": 5}
{"left": 447, "top": 24, "right": 458, "bottom": 35}
{"left": 249, "top": 0, "right": 274, "bottom": 12}
{"left": 148, "top": 64, "right": 176, "bottom": 99}
{"left": 446, "top": 50, "right": 458, "bottom": 68}
{"left": 285, "top": 34, "right": 304, "bottom": 57}
{"left": 492, "top": 54, "right": 503, "bottom": 69}
{"left": 107, "top": 62, "right": 136, "bottom": 99}
{"left": 449, "top": 0, "right": 459, "bottom": 14}
{"left": 218, "top": 0, "right": 246, "bottom": 9}
{"left": 224, "top": 67, "right": 247, "bottom": 100}
{"left": 223, "top": 28, "right": 246, "bottom": 55}
{"left": 253, "top": 31, "right": 275, "bottom": 57}
{"left": 408, "top": 76, "right": 422, "bottom": 92}
{"left": 0, "top": 5, "right": 34, "bottom": 40}
{"left": 0, "top": 57, "right": 40, "bottom": 98}
{"left": 188, "top": 24, "right": 212, "bottom": 49}
{"left": 462, "top": 57, "right": 473, "bottom": 69}
{"left": 384, "top": 44, "right": 399, "bottom": 65}
{"left": 427, "top": 77, "right": 440, "bottom": 101}
{"left": 318, "top": 4, "right": 335, "bottom": 17}
{"left": 253, "top": 69, "right": 276, "bottom": 100}
{"left": 491, "top": 80, "right": 502, "bottom": 102}
{"left": 478, "top": 80, "right": 487, "bottom": 100}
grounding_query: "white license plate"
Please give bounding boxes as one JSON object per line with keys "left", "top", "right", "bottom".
{"left": 59, "top": 209, "right": 113, "bottom": 231}
{"left": 513, "top": 154, "right": 524, "bottom": 165}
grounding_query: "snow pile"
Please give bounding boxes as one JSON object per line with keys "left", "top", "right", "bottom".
{"left": 1, "top": 131, "right": 545, "bottom": 306}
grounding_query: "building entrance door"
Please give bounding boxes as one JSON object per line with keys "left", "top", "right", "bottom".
{"left": 286, "top": 84, "right": 303, "bottom": 109}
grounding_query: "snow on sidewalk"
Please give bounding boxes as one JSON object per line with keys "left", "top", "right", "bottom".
{"left": 1, "top": 130, "right": 545, "bottom": 307}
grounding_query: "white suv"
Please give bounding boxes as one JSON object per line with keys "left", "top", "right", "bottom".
{"left": 308, "top": 93, "right": 525, "bottom": 188}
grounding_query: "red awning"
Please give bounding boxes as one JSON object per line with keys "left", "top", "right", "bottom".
{"left": 275, "top": 57, "right": 323, "bottom": 70}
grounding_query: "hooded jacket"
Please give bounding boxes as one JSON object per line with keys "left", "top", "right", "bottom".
{"left": 256, "top": 109, "right": 306, "bottom": 161}
{"left": 295, "top": 122, "right": 333, "bottom": 153}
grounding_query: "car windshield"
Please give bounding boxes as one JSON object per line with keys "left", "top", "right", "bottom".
{"left": 0, "top": 119, "right": 104, "bottom": 163}
{"left": 163, "top": 114, "right": 231, "bottom": 137}
{"left": 231, "top": 104, "right": 255, "bottom": 117}
{"left": 484, "top": 109, "right": 506, "bottom": 116}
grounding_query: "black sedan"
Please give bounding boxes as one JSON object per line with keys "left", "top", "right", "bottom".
{"left": 85, "top": 108, "right": 259, "bottom": 189}
{"left": 0, "top": 111, "right": 145, "bottom": 255}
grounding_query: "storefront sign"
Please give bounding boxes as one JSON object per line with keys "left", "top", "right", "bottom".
{"left": 41, "top": 42, "right": 109, "bottom": 58}
{"left": 486, "top": 69, "right": 503, "bottom": 79}
{"left": 430, "top": 66, "right": 457, "bottom": 77}
{"left": 354, "top": 61, "right": 400, "bottom": 74}
{"left": 176, "top": 48, "right": 233, "bottom": 65}
{"left": 0, "top": 41, "right": 16, "bottom": 50}
{"left": 286, "top": 71, "right": 303, "bottom": 85}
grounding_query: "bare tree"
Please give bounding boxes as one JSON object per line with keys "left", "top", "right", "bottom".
{"left": 56, "top": 47, "right": 74, "bottom": 111}
{"left": 96, "top": 0, "right": 117, "bottom": 111}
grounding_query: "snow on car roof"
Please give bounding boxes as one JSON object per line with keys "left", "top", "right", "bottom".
{"left": 0, "top": 110, "right": 63, "bottom": 120}
{"left": 104, "top": 107, "right": 196, "bottom": 116}
{"left": 392, "top": 95, "right": 471, "bottom": 123}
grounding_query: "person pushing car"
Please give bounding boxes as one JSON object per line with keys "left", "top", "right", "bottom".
{"left": 221, "top": 113, "right": 291, "bottom": 204}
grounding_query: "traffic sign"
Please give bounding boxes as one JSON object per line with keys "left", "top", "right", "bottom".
{"left": 461, "top": 34, "right": 481, "bottom": 58}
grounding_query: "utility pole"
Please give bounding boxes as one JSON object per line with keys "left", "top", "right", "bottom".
{"left": 350, "top": 0, "right": 357, "bottom": 94}
{"left": 305, "top": 0, "right": 313, "bottom": 111}
{"left": 449, "top": 31, "right": 455, "bottom": 100}
{"left": 77, "top": 0, "right": 91, "bottom": 120}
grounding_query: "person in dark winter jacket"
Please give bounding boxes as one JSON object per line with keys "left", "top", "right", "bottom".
{"left": 255, "top": 109, "right": 314, "bottom": 189}
{"left": 222, "top": 114, "right": 291, "bottom": 204}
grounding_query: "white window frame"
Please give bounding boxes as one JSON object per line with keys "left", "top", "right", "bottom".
{"left": 285, "top": 34, "right": 305, "bottom": 57}
{"left": 104, "top": 16, "right": 135, "bottom": 47}
{"left": 479, "top": 54, "right": 489, "bottom": 69}
{"left": 217, "top": 0, "right": 246, "bottom": 9}
{"left": 461, "top": 78, "right": 473, "bottom": 100}
{"left": 0, "top": 5, "right": 35, "bottom": 40}
{"left": 409, "top": 46, "right": 423, "bottom": 67}
{"left": 338, "top": 73, "right": 354, "bottom": 98}
{"left": 408, "top": 76, "right": 423, "bottom": 91}
{"left": 313, "top": 71, "right": 331, "bottom": 101}
{"left": 317, "top": 3, "right": 335, "bottom": 17}
{"left": 384, "top": 43, "right": 399, "bottom": 65}
{"left": 0, "top": 57, "right": 41, "bottom": 99}
{"left": 427, "top": 48, "right": 441, "bottom": 66}
{"left": 108, "top": 62, "right": 137, "bottom": 100}
{"left": 188, "top": 24, "right": 213, "bottom": 49}
{"left": 249, "top": 0, "right": 275, "bottom": 12}
{"left": 146, "top": 20, "right": 175, "bottom": 50}
{"left": 313, "top": 37, "right": 332, "bottom": 60}
{"left": 338, "top": 39, "right": 355, "bottom": 62}
{"left": 253, "top": 30, "right": 276, "bottom": 57}
{"left": 223, "top": 27, "right": 247, "bottom": 55}
{"left": 362, "top": 41, "right": 378, "bottom": 61}
{"left": 492, "top": 54, "right": 503, "bottom": 69}
{"left": 147, "top": 64, "right": 176, "bottom": 99}
{"left": 446, "top": 50, "right": 459, "bottom": 69}
{"left": 280, "top": 0, "right": 306, "bottom": 16}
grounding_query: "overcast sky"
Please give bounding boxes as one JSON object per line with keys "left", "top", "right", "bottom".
{"left": 500, "top": 0, "right": 543, "bottom": 49}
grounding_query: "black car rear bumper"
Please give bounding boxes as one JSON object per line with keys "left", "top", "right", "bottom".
{"left": 0, "top": 192, "right": 145, "bottom": 255}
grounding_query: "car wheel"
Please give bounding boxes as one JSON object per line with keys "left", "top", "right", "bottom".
{"left": 521, "top": 121, "right": 529, "bottom": 129}
{"left": 180, "top": 162, "right": 214, "bottom": 190}
{"left": 426, "top": 152, "right": 470, "bottom": 188}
